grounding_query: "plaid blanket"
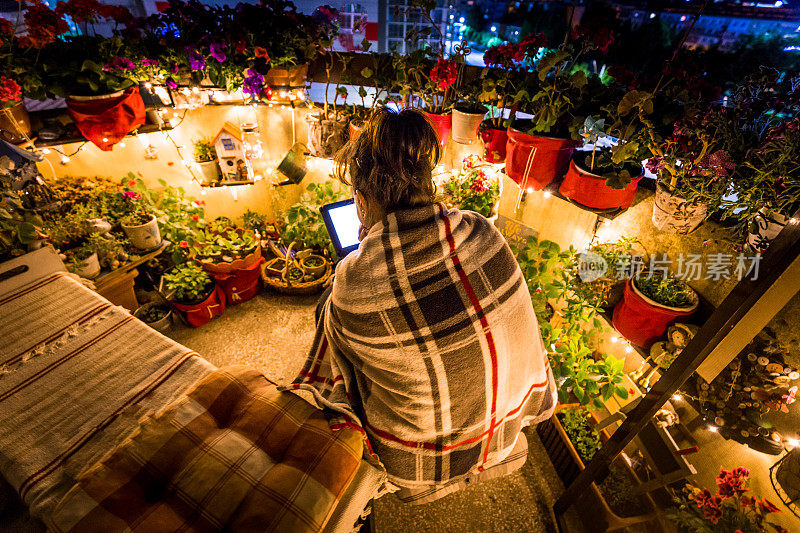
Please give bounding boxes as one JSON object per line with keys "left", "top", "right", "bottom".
{"left": 288, "top": 204, "right": 556, "bottom": 491}
{"left": 50, "top": 367, "right": 364, "bottom": 533}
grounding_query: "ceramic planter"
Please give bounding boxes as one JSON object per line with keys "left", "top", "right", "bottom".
{"left": 134, "top": 302, "right": 173, "bottom": 333}
{"left": 537, "top": 413, "right": 659, "bottom": 532}
{"left": 0, "top": 101, "right": 32, "bottom": 144}
{"left": 71, "top": 252, "right": 101, "bottom": 279}
{"left": 423, "top": 111, "right": 452, "bottom": 148}
{"left": 480, "top": 124, "right": 508, "bottom": 163}
{"left": 300, "top": 254, "right": 328, "bottom": 278}
{"left": 451, "top": 106, "right": 487, "bottom": 145}
{"left": 65, "top": 87, "right": 146, "bottom": 151}
{"left": 652, "top": 181, "right": 707, "bottom": 234}
{"left": 306, "top": 112, "right": 346, "bottom": 158}
{"left": 122, "top": 214, "right": 162, "bottom": 251}
{"left": 559, "top": 157, "right": 644, "bottom": 210}
{"left": 747, "top": 208, "right": 788, "bottom": 252}
{"left": 505, "top": 125, "right": 580, "bottom": 191}
{"left": 196, "top": 160, "right": 221, "bottom": 186}
{"left": 612, "top": 278, "right": 698, "bottom": 348}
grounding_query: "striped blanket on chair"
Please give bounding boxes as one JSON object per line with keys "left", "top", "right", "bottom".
{"left": 288, "top": 204, "right": 557, "bottom": 501}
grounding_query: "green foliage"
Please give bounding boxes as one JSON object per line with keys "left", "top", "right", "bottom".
{"left": 241, "top": 209, "right": 267, "bottom": 234}
{"left": 163, "top": 263, "right": 213, "bottom": 303}
{"left": 0, "top": 156, "right": 44, "bottom": 260}
{"left": 137, "top": 304, "right": 170, "bottom": 323}
{"left": 558, "top": 407, "right": 602, "bottom": 463}
{"left": 192, "top": 139, "right": 217, "bottom": 163}
{"left": 281, "top": 181, "right": 348, "bottom": 258}
{"left": 634, "top": 272, "right": 694, "bottom": 308}
{"left": 193, "top": 228, "right": 257, "bottom": 263}
{"left": 40, "top": 36, "right": 136, "bottom": 97}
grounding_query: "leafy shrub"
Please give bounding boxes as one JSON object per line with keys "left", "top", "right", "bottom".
{"left": 282, "top": 181, "right": 348, "bottom": 258}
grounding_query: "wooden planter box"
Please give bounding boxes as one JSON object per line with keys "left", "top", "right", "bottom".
{"left": 536, "top": 412, "right": 660, "bottom": 532}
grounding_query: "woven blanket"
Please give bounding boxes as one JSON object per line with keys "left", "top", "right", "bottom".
{"left": 0, "top": 272, "right": 214, "bottom": 524}
{"left": 50, "top": 366, "right": 364, "bottom": 533}
{"left": 288, "top": 204, "right": 557, "bottom": 489}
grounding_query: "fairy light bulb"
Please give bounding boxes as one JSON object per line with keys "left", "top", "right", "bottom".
{"left": 169, "top": 117, "right": 180, "bottom": 128}
{"left": 625, "top": 345, "right": 633, "bottom": 354}
{"left": 60, "top": 155, "right": 70, "bottom": 164}
{"left": 102, "top": 137, "right": 108, "bottom": 143}
{"left": 543, "top": 191, "right": 552, "bottom": 198}
{"left": 526, "top": 187, "right": 534, "bottom": 194}
{"left": 191, "top": 86, "right": 200, "bottom": 94}
{"left": 119, "top": 141, "right": 126, "bottom": 148}
{"left": 610, "top": 336, "right": 619, "bottom": 343}
{"left": 144, "top": 82, "right": 152, "bottom": 89}
{"left": 41, "top": 148, "right": 50, "bottom": 154}
{"left": 708, "top": 425, "right": 718, "bottom": 433}
{"left": 672, "top": 394, "right": 683, "bottom": 401}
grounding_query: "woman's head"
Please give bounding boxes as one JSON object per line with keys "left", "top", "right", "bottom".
{"left": 334, "top": 107, "right": 440, "bottom": 213}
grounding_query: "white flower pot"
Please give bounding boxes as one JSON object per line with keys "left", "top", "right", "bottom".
{"left": 122, "top": 214, "right": 162, "bottom": 251}
{"left": 196, "top": 160, "right": 221, "bottom": 186}
{"left": 451, "top": 107, "right": 487, "bottom": 145}
{"left": 306, "top": 112, "right": 346, "bottom": 158}
{"left": 652, "top": 181, "right": 707, "bottom": 234}
{"left": 747, "top": 208, "right": 787, "bottom": 253}
{"left": 72, "top": 252, "right": 101, "bottom": 279}
{"left": 134, "top": 302, "right": 173, "bottom": 333}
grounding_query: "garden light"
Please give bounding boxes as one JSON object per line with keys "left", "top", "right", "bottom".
{"left": 543, "top": 191, "right": 551, "bottom": 198}
{"left": 672, "top": 394, "right": 683, "bottom": 401}
{"left": 611, "top": 336, "right": 619, "bottom": 343}
{"left": 60, "top": 155, "right": 70, "bottom": 164}
{"left": 708, "top": 425, "right": 718, "bottom": 432}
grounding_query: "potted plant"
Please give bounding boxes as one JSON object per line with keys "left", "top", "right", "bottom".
{"left": 282, "top": 181, "right": 349, "bottom": 259}
{"left": 163, "top": 262, "right": 224, "bottom": 327}
{"left": 119, "top": 190, "right": 162, "bottom": 251}
{"left": 133, "top": 302, "right": 173, "bottom": 333}
{"left": 64, "top": 243, "right": 101, "bottom": 279}
{"left": 300, "top": 253, "right": 328, "bottom": 278}
{"left": 668, "top": 467, "right": 786, "bottom": 532}
{"left": 613, "top": 272, "right": 698, "bottom": 348}
{"left": 0, "top": 76, "right": 31, "bottom": 144}
{"left": 192, "top": 227, "right": 262, "bottom": 275}
{"left": 437, "top": 156, "right": 501, "bottom": 219}
{"left": 306, "top": 50, "right": 349, "bottom": 158}
{"left": 570, "top": 237, "right": 644, "bottom": 309}
{"left": 0, "top": 156, "right": 45, "bottom": 261}
{"left": 537, "top": 406, "right": 660, "bottom": 532}
{"left": 559, "top": 89, "right": 653, "bottom": 210}
{"left": 192, "top": 139, "right": 221, "bottom": 186}
{"left": 451, "top": 76, "right": 487, "bottom": 145}
{"left": 421, "top": 57, "right": 458, "bottom": 147}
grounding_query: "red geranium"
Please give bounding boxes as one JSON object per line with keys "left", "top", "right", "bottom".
{"left": 484, "top": 42, "right": 517, "bottom": 69}
{"left": 0, "top": 18, "right": 13, "bottom": 46}
{"left": 572, "top": 23, "right": 615, "bottom": 54}
{"left": 430, "top": 58, "right": 458, "bottom": 90}
{"left": 20, "top": 1, "right": 69, "bottom": 48}
{"left": 99, "top": 4, "right": 133, "bottom": 24}
{"left": 608, "top": 65, "right": 636, "bottom": 89}
{"left": 716, "top": 467, "right": 750, "bottom": 498}
{"left": 514, "top": 32, "right": 547, "bottom": 62}
{"left": 756, "top": 498, "right": 781, "bottom": 514}
{"left": 0, "top": 77, "right": 22, "bottom": 106}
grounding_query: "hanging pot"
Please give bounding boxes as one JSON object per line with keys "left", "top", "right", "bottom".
{"left": 306, "top": 112, "right": 346, "bottom": 158}
{"left": 70, "top": 252, "right": 101, "bottom": 279}
{"left": 66, "top": 87, "right": 146, "bottom": 151}
{"left": 480, "top": 123, "right": 508, "bottom": 163}
{"left": 451, "top": 105, "right": 486, "bottom": 145}
{"left": 651, "top": 181, "right": 707, "bottom": 234}
{"left": 0, "top": 102, "right": 32, "bottom": 144}
{"left": 121, "top": 214, "right": 162, "bottom": 251}
{"left": 505, "top": 123, "right": 580, "bottom": 191}
{"left": 423, "top": 111, "right": 452, "bottom": 148}
{"left": 195, "top": 160, "right": 221, "bottom": 186}
{"left": 612, "top": 278, "right": 698, "bottom": 348}
{"left": 746, "top": 208, "right": 788, "bottom": 253}
{"left": 559, "top": 156, "right": 644, "bottom": 210}
{"left": 169, "top": 283, "right": 226, "bottom": 328}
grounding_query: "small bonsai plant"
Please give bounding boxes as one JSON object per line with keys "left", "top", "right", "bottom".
{"left": 438, "top": 156, "right": 501, "bottom": 218}
{"left": 193, "top": 139, "right": 217, "bottom": 163}
{"left": 163, "top": 263, "right": 213, "bottom": 303}
{"left": 634, "top": 272, "right": 695, "bottom": 308}
{"left": 668, "top": 467, "right": 786, "bottom": 532}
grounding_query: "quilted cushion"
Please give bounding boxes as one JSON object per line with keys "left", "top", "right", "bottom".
{"left": 50, "top": 367, "right": 363, "bottom": 533}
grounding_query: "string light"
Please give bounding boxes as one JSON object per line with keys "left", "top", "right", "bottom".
{"left": 787, "top": 438, "right": 799, "bottom": 447}
{"left": 60, "top": 155, "right": 70, "bottom": 164}
{"left": 526, "top": 187, "right": 534, "bottom": 193}
{"left": 625, "top": 345, "right": 633, "bottom": 354}
{"left": 41, "top": 148, "right": 50, "bottom": 154}
{"left": 672, "top": 393, "right": 683, "bottom": 401}
{"left": 610, "top": 336, "right": 619, "bottom": 343}
{"left": 102, "top": 137, "right": 108, "bottom": 143}
{"left": 708, "top": 425, "right": 718, "bottom": 433}
{"left": 543, "top": 191, "right": 552, "bottom": 198}
{"left": 119, "top": 141, "right": 126, "bottom": 148}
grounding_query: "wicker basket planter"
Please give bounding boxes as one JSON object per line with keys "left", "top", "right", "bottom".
{"left": 261, "top": 242, "right": 332, "bottom": 295}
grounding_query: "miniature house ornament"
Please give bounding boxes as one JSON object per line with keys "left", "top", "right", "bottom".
{"left": 213, "top": 122, "right": 254, "bottom": 182}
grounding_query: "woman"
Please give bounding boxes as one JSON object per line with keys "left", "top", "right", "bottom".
{"left": 290, "top": 107, "right": 555, "bottom": 504}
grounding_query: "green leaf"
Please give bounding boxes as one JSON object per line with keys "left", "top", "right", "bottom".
{"left": 360, "top": 67, "right": 374, "bottom": 79}
{"left": 615, "top": 386, "right": 629, "bottom": 400}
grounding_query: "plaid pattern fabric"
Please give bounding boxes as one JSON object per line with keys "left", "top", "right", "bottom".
{"left": 50, "top": 367, "right": 363, "bottom": 533}
{"left": 288, "top": 204, "right": 556, "bottom": 490}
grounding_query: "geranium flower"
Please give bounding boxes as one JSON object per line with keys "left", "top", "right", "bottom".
{"left": 514, "top": 32, "right": 547, "bottom": 62}
{"left": 572, "top": 23, "right": 614, "bottom": 54}
{"left": 99, "top": 4, "right": 132, "bottom": 23}
{"left": 21, "top": 1, "right": 69, "bottom": 48}
{"left": 170, "top": 63, "right": 179, "bottom": 75}
{"left": 694, "top": 488, "right": 713, "bottom": 507}
{"left": 608, "top": 65, "right": 636, "bottom": 89}
{"left": 484, "top": 43, "right": 517, "bottom": 68}
{"left": 0, "top": 18, "right": 13, "bottom": 46}
{"left": 234, "top": 40, "right": 246, "bottom": 54}
{"left": 122, "top": 191, "right": 140, "bottom": 200}
{"left": 716, "top": 467, "right": 749, "bottom": 498}
{"left": 209, "top": 42, "right": 226, "bottom": 63}
{"left": 179, "top": 240, "right": 188, "bottom": 248}
{"left": 430, "top": 58, "right": 458, "bottom": 90}
{"left": 56, "top": 0, "right": 104, "bottom": 24}
{"left": 0, "top": 77, "right": 22, "bottom": 105}
{"left": 756, "top": 498, "right": 780, "bottom": 514}
{"left": 191, "top": 215, "right": 200, "bottom": 221}
{"left": 140, "top": 58, "right": 159, "bottom": 68}
{"left": 254, "top": 46, "right": 269, "bottom": 61}
{"left": 166, "top": 79, "right": 178, "bottom": 90}
{"left": 739, "top": 495, "right": 755, "bottom": 508}
{"left": 128, "top": 180, "right": 136, "bottom": 187}
{"left": 645, "top": 156, "right": 665, "bottom": 174}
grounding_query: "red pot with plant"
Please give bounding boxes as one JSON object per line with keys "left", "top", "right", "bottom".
{"left": 163, "top": 264, "right": 226, "bottom": 327}
{"left": 505, "top": 124, "right": 580, "bottom": 190}
{"left": 211, "top": 257, "right": 265, "bottom": 305}
{"left": 613, "top": 275, "right": 698, "bottom": 348}
{"left": 424, "top": 111, "right": 452, "bottom": 147}
{"left": 480, "top": 125, "right": 508, "bottom": 163}
{"left": 559, "top": 157, "right": 644, "bottom": 210}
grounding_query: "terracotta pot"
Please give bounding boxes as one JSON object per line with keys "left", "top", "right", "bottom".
{"left": 196, "top": 160, "right": 221, "bottom": 186}
{"left": 300, "top": 254, "right": 328, "bottom": 277}
{"left": 451, "top": 106, "right": 486, "bottom": 144}
{"left": 169, "top": 283, "right": 225, "bottom": 327}
{"left": 134, "top": 302, "right": 173, "bottom": 333}
{"left": 423, "top": 111, "right": 451, "bottom": 148}
{"left": 195, "top": 228, "right": 262, "bottom": 275}
{"left": 559, "top": 157, "right": 644, "bottom": 210}
{"left": 264, "top": 63, "right": 309, "bottom": 88}
{"left": 480, "top": 125, "right": 508, "bottom": 163}
{"left": 0, "top": 102, "right": 32, "bottom": 144}
{"left": 651, "top": 181, "right": 707, "bottom": 234}
{"left": 505, "top": 124, "right": 580, "bottom": 191}
{"left": 121, "top": 214, "right": 162, "bottom": 251}
{"left": 306, "top": 112, "right": 346, "bottom": 158}
{"left": 747, "top": 208, "right": 787, "bottom": 253}
{"left": 612, "top": 278, "right": 698, "bottom": 348}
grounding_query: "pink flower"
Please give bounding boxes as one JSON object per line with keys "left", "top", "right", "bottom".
{"left": 121, "top": 191, "right": 140, "bottom": 200}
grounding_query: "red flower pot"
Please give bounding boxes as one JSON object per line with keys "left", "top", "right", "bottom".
{"left": 170, "top": 284, "right": 226, "bottom": 327}
{"left": 66, "top": 87, "right": 146, "bottom": 151}
{"left": 558, "top": 158, "right": 644, "bottom": 210}
{"left": 505, "top": 126, "right": 580, "bottom": 190}
{"left": 481, "top": 125, "right": 508, "bottom": 163}
{"left": 423, "top": 111, "right": 451, "bottom": 148}
{"left": 612, "top": 279, "right": 697, "bottom": 348}
{"left": 211, "top": 257, "right": 265, "bottom": 305}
